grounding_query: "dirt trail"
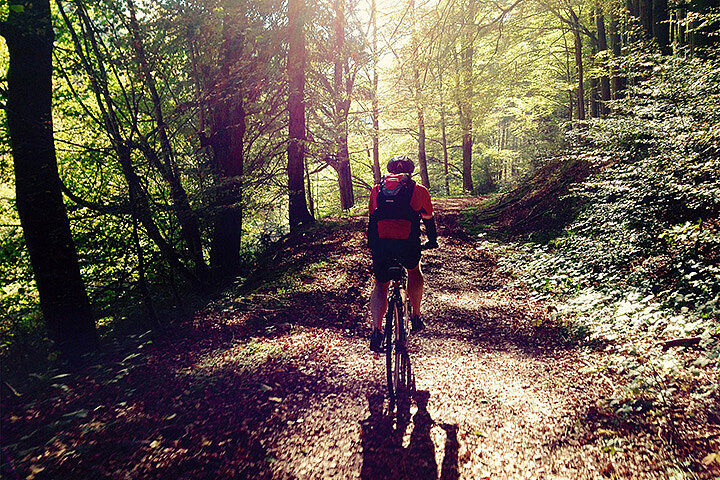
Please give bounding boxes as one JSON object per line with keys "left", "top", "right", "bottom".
{"left": 248, "top": 198, "right": 665, "bottom": 480}
{"left": 1, "top": 198, "right": 675, "bottom": 479}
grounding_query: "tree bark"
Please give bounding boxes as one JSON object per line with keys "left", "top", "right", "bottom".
{"left": 417, "top": 107, "right": 429, "bottom": 188}
{"left": 673, "top": 5, "right": 686, "bottom": 51}
{"left": 205, "top": 8, "right": 248, "bottom": 275}
{"left": 458, "top": 29, "right": 474, "bottom": 192}
{"left": 371, "top": 0, "right": 381, "bottom": 184}
{"left": 563, "top": 25, "right": 573, "bottom": 121}
{"left": 595, "top": 8, "right": 611, "bottom": 114}
{"left": 2, "top": 0, "right": 97, "bottom": 360}
{"left": 570, "top": 10, "right": 586, "bottom": 121}
{"left": 287, "top": 0, "right": 314, "bottom": 230}
{"left": 335, "top": 136, "right": 355, "bottom": 209}
{"left": 438, "top": 70, "right": 450, "bottom": 195}
{"left": 639, "top": 0, "right": 653, "bottom": 38}
{"left": 333, "top": 0, "right": 354, "bottom": 209}
{"left": 411, "top": 0, "right": 430, "bottom": 189}
{"left": 208, "top": 101, "right": 245, "bottom": 274}
{"left": 653, "top": 0, "right": 671, "bottom": 54}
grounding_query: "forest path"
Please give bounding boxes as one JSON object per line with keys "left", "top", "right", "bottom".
{"left": 245, "top": 197, "right": 665, "bottom": 480}
{"left": 2, "top": 198, "right": 674, "bottom": 480}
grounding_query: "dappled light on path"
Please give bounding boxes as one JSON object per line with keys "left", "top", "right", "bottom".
{"left": 1, "top": 199, "right": 681, "bottom": 479}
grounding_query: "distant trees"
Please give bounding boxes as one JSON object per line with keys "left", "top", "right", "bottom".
{"left": 2, "top": 0, "right": 719, "bottom": 360}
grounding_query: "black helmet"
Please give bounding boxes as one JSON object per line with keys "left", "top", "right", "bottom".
{"left": 387, "top": 155, "right": 415, "bottom": 174}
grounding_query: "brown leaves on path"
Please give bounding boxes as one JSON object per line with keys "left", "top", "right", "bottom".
{"left": 0, "top": 198, "right": 689, "bottom": 479}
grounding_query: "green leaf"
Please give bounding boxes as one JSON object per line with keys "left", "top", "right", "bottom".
{"left": 9, "top": 4, "right": 25, "bottom": 13}
{"left": 62, "top": 409, "right": 89, "bottom": 419}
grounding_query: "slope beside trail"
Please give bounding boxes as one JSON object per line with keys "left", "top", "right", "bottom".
{"left": 2, "top": 198, "right": 680, "bottom": 479}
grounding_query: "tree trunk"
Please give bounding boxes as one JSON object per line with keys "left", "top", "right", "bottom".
{"left": 335, "top": 137, "right": 355, "bottom": 209}
{"left": 589, "top": 75, "right": 600, "bottom": 118}
{"left": 287, "top": 0, "right": 314, "bottom": 231}
{"left": 208, "top": 101, "right": 245, "bottom": 273}
{"left": 2, "top": 0, "right": 97, "bottom": 360}
{"left": 608, "top": 11, "right": 625, "bottom": 99}
{"left": 673, "top": 6, "right": 686, "bottom": 52}
{"left": 126, "top": 0, "right": 208, "bottom": 280}
{"left": 411, "top": 0, "right": 430, "bottom": 189}
{"left": 653, "top": 0, "right": 671, "bottom": 54}
{"left": 207, "top": 11, "right": 248, "bottom": 274}
{"left": 639, "top": 0, "right": 653, "bottom": 38}
{"left": 589, "top": 30, "right": 599, "bottom": 119}
{"left": 305, "top": 156, "right": 314, "bottom": 216}
{"left": 333, "top": 0, "right": 355, "bottom": 209}
{"left": 438, "top": 71, "right": 450, "bottom": 196}
{"left": 417, "top": 107, "right": 429, "bottom": 188}
{"left": 458, "top": 28, "right": 474, "bottom": 193}
{"left": 371, "top": 0, "right": 381, "bottom": 184}
{"left": 563, "top": 25, "right": 574, "bottom": 121}
{"left": 570, "top": 11, "right": 586, "bottom": 121}
{"left": 595, "top": 9, "right": 611, "bottom": 114}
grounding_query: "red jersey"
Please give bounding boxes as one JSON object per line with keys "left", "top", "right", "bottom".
{"left": 368, "top": 174, "right": 433, "bottom": 240}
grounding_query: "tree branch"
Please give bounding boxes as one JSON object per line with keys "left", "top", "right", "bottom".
{"left": 60, "top": 180, "right": 130, "bottom": 215}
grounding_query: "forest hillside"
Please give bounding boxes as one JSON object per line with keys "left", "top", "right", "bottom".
{"left": 2, "top": 0, "right": 720, "bottom": 477}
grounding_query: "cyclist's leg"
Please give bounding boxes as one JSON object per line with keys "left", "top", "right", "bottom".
{"left": 370, "top": 241, "right": 392, "bottom": 331}
{"left": 400, "top": 240, "right": 423, "bottom": 318}
{"left": 407, "top": 263, "right": 424, "bottom": 317}
{"left": 370, "top": 279, "right": 390, "bottom": 330}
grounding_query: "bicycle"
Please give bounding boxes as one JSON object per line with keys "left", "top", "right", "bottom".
{"left": 384, "top": 262, "right": 414, "bottom": 404}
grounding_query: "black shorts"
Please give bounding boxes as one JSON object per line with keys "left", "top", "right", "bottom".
{"left": 371, "top": 238, "right": 421, "bottom": 283}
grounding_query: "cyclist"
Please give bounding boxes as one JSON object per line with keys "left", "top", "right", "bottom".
{"left": 367, "top": 155, "right": 438, "bottom": 352}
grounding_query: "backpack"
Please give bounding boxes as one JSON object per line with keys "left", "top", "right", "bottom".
{"left": 375, "top": 174, "right": 416, "bottom": 222}
{"left": 368, "top": 174, "right": 420, "bottom": 246}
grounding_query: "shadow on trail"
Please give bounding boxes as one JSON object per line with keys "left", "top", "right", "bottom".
{"left": 361, "top": 390, "right": 459, "bottom": 480}
{"left": 424, "top": 294, "right": 586, "bottom": 355}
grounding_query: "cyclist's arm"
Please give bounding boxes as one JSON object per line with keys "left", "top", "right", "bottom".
{"left": 422, "top": 215, "right": 438, "bottom": 248}
{"left": 412, "top": 185, "right": 438, "bottom": 248}
{"left": 367, "top": 185, "right": 380, "bottom": 249}
{"left": 420, "top": 202, "right": 437, "bottom": 248}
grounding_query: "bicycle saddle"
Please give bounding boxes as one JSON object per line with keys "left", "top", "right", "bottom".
{"left": 388, "top": 265, "right": 405, "bottom": 281}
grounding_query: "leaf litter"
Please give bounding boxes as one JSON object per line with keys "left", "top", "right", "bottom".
{"left": 1, "top": 198, "right": 715, "bottom": 479}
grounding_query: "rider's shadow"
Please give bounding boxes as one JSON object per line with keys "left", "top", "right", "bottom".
{"left": 360, "top": 390, "right": 460, "bottom": 480}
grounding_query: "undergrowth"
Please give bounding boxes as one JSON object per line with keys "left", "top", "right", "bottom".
{"left": 465, "top": 47, "right": 720, "bottom": 473}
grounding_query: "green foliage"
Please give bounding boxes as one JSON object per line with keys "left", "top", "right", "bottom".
{"left": 563, "top": 50, "right": 720, "bottom": 311}
{"left": 481, "top": 48, "right": 720, "bottom": 424}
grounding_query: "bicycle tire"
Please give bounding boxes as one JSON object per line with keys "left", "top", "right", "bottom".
{"left": 393, "top": 299, "right": 403, "bottom": 397}
{"left": 397, "top": 294, "right": 411, "bottom": 398}
{"left": 385, "top": 297, "right": 397, "bottom": 399}
{"left": 387, "top": 294, "right": 413, "bottom": 402}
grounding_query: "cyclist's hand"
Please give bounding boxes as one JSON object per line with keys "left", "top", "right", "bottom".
{"left": 421, "top": 240, "right": 438, "bottom": 250}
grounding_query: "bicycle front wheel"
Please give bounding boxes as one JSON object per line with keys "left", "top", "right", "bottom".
{"left": 386, "top": 297, "right": 410, "bottom": 401}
